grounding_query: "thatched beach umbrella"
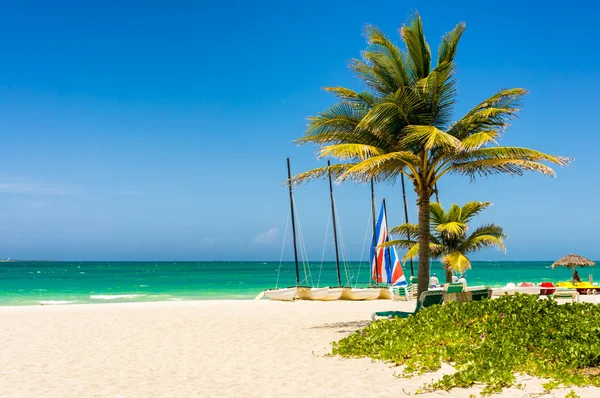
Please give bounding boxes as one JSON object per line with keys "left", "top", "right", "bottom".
{"left": 552, "top": 254, "right": 596, "bottom": 279}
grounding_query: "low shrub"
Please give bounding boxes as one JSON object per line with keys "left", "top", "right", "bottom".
{"left": 331, "top": 295, "right": 600, "bottom": 395}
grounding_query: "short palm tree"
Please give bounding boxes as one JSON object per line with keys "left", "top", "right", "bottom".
{"left": 291, "top": 14, "right": 570, "bottom": 297}
{"left": 385, "top": 201, "right": 506, "bottom": 283}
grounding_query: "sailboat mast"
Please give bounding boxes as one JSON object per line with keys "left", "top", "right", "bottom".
{"left": 400, "top": 174, "right": 414, "bottom": 276}
{"left": 286, "top": 157, "right": 300, "bottom": 286}
{"left": 327, "top": 160, "right": 342, "bottom": 286}
{"left": 370, "top": 179, "right": 379, "bottom": 284}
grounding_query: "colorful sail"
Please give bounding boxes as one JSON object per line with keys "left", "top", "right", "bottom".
{"left": 370, "top": 201, "right": 407, "bottom": 286}
{"left": 389, "top": 242, "right": 407, "bottom": 287}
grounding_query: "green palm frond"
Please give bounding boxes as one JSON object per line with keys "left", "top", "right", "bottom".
{"left": 348, "top": 57, "right": 393, "bottom": 95}
{"left": 363, "top": 25, "right": 410, "bottom": 87}
{"left": 441, "top": 251, "right": 471, "bottom": 272}
{"left": 459, "top": 201, "right": 492, "bottom": 223}
{"left": 417, "top": 60, "right": 457, "bottom": 128}
{"left": 318, "top": 144, "right": 386, "bottom": 161}
{"left": 323, "top": 87, "right": 377, "bottom": 107}
{"left": 401, "top": 125, "right": 462, "bottom": 152}
{"left": 358, "top": 87, "right": 429, "bottom": 132}
{"left": 458, "top": 147, "right": 571, "bottom": 165}
{"left": 288, "top": 163, "right": 355, "bottom": 185}
{"left": 461, "top": 235, "right": 506, "bottom": 254}
{"left": 389, "top": 223, "right": 419, "bottom": 237}
{"left": 449, "top": 159, "right": 560, "bottom": 179}
{"left": 446, "top": 203, "right": 461, "bottom": 221}
{"left": 437, "top": 22, "right": 466, "bottom": 65}
{"left": 429, "top": 202, "right": 446, "bottom": 227}
{"left": 436, "top": 221, "right": 467, "bottom": 239}
{"left": 379, "top": 239, "right": 415, "bottom": 249}
{"left": 402, "top": 242, "right": 444, "bottom": 260}
{"left": 400, "top": 14, "right": 431, "bottom": 80}
{"left": 303, "top": 103, "right": 365, "bottom": 136}
{"left": 448, "top": 88, "right": 527, "bottom": 139}
{"left": 459, "top": 224, "right": 506, "bottom": 253}
{"left": 339, "top": 151, "right": 420, "bottom": 183}
{"left": 460, "top": 131, "right": 499, "bottom": 150}
{"left": 403, "top": 242, "right": 420, "bottom": 260}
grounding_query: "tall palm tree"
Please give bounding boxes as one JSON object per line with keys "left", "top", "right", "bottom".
{"left": 385, "top": 201, "right": 505, "bottom": 283}
{"left": 291, "top": 14, "right": 571, "bottom": 297}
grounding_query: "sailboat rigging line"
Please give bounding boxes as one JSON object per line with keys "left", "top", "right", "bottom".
{"left": 327, "top": 159, "right": 342, "bottom": 287}
{"left": 357, "top": 209, "right": 372, "bottom": 288}
{"left": 333, "top": 199, "right": 352, "bottom": 286}
{"left": 275, "top": 212, "right": 291, "bottom": 289}
{"left": 292, "top": 195, "right": 313, "bottom": 287}
{"left": 317, "top": 213, "right": 331, "bottom": 288}
{"left": 332, "top": 198, "right": 351, "bottom": 286}
{"left": 286, "top": 157, "right": 301, "bottom": 286}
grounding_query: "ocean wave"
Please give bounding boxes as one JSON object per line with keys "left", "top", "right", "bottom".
{"left": 39, "top": 300, "right": 76, "bottom": 305}
{"left": 139, "top": 284, "right": 149, "bottom": 287}
{"left": 90, "top": 294, "right": 146, "bottom": 300}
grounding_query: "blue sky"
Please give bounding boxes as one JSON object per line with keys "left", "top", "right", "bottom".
{"left": 0, "top": 0, "right": 598, "bottom": 261}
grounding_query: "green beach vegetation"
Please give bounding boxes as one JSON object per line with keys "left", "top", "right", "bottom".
{"left": 332, "top": 295, "right": 600, "bottom": 395}
{"left": 384, "top": 201, "right": 506, "bottom": 283}
{"left": 292, "top": 14, "right": 570, "bottom": 297}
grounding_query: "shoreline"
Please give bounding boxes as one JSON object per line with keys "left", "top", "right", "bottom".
{"left": 4, "top": 290, "right": 600, "bottom": 308}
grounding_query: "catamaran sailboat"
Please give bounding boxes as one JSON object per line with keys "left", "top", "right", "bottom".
{"left": 264, "top": 157, "right": 333, "bottom": 301}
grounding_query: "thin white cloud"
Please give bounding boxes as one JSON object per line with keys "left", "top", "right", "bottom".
{"left": 253, "top": 228, "right": 280, "bottom": 244}
{"left": 0, "top": 180, "right": 77, "bottom": 195}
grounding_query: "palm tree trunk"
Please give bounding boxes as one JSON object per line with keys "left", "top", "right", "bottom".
{"left": 417, "top": 191, "right": 430, "bottom": 299}
{"left": 445, "top": 268, "right": 452, "bottom": 283}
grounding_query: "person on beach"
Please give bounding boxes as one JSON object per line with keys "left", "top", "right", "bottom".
{"left": 458, "top": 274, "right": 467, "bottom": 286}
{"left": 573, "top": 270, "right": 582, "bottom": 283}
{"left": 429, "top": 273, "right": 439, "bottom": 287}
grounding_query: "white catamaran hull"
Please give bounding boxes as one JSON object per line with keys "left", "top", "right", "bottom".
{"left": 296, "top": 287, "right": 329, "bottom": 300}
{"left": 340, "top": 288, "right": 380, "bottom": 301}
{"left": 377, "top": 287, "right": 393, "bottom": 300}
{"left": 317, "top": 287, "right": 343, "bottom": 301}
{"left": 264, "top": 287, "right": 298, "bottom": 301}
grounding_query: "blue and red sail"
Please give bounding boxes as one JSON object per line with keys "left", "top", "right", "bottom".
{"left": 370, "top": 202, "right": 407, "bottom": 286}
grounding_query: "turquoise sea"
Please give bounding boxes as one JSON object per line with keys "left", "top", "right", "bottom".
{"left": 0, "top": 261, "right": 597, "bottom": 306}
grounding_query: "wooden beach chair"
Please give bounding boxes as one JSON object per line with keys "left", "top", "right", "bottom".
{"left": 371, "top": 290, "right": 444, "bottom": 320}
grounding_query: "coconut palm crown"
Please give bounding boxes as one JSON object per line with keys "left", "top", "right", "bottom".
{"left": 385, "top": 201, "right": 506, "bottom": 283}
{"left": 291, "top": 14, "right": 571, "bottom": 297}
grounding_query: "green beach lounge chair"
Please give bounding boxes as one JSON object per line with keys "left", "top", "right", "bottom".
{"left": 371, "top": 290, "right": 444, "bottom": 320}
{"left": 443, "top": 282, "right": 468, "bottom": 303}
{"left": 469, "top": 287, "right": 492, "bottom": 301}
{"left": 444, "top": 283, "right": 465, "bottom": 293}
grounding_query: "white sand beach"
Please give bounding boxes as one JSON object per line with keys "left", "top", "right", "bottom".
{"left": 1, "top": 299, "right": 599, "bottom": 398}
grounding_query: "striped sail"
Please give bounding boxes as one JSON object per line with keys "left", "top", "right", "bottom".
{"left": 370, "top": 201, "right": 407, "bottom": 286}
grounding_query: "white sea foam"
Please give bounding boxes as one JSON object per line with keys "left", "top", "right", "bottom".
{"left": 39, "top": 300, "right": 76, "bottom": 305}
{"left": 90, "top": 294, "right": 146, "bottom": 300}
{"left": 139, "top": 285, "right": 149, "bottom": 287}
